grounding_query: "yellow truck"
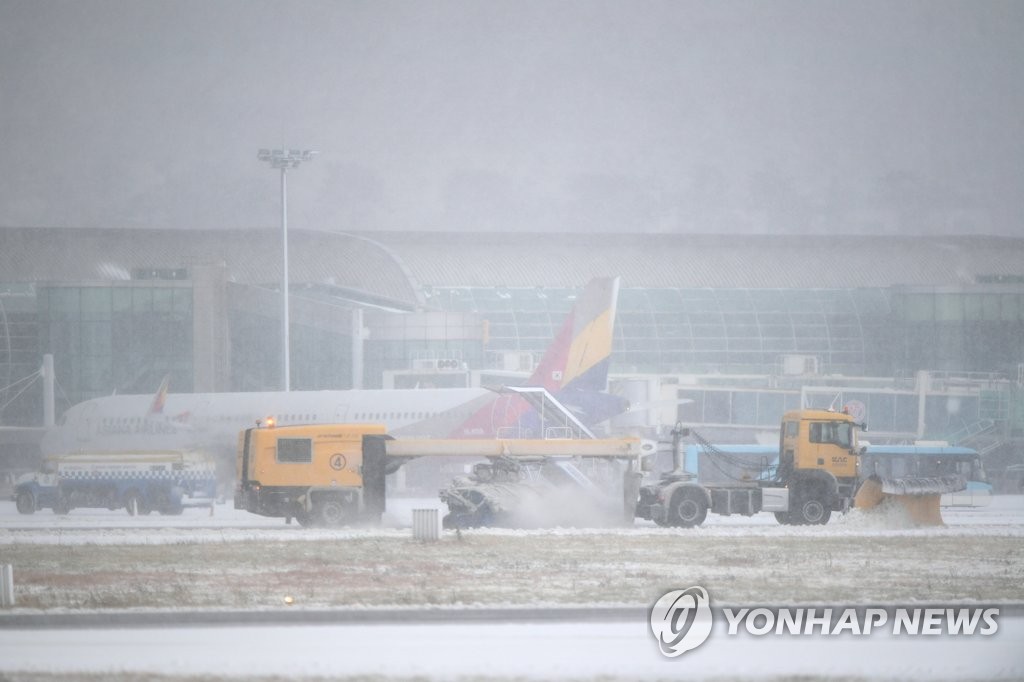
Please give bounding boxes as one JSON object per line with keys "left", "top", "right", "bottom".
{"left": 234, "top": 423, "right": 389, "bottom": 526}
{"left": 234, "top": 422, "right": 646, "bottom": 527}
{"left": 635, "top": 408, "right": 965, "bottom": 527}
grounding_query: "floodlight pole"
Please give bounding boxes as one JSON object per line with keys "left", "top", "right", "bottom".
{"left": 280, "top": 165, "right": 289, "bottom": 392}
{"left": 257, "top": 149, "right": 318, "bottom": 392}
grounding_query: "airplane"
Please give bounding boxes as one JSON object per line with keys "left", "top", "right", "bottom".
{"left": 40, "top": 277, "right": 631, "bottom": 459}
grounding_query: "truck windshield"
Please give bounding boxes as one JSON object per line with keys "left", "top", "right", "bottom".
{"left": 809, "top": 421, "right": 853, "bottom": 449}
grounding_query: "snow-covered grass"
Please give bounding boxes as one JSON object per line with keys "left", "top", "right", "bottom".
{"left": 1, "top": 495, "right": 1022, "bottom": 611}
{"left": 2, "top": 497, "right": 1023, "bottom": 682}
{"left": 3, "top": 526, "right": 1022, "bottom": 610}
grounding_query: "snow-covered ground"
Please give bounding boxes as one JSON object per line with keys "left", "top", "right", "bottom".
{"left": 1, "top": 496, "right": 1021, "bottom": 680}
{"left": 2, "top": 615, "right": 1022, "bottom": 680}
{"left": 2, "top": 493, "right": 1021, "bottom": 532}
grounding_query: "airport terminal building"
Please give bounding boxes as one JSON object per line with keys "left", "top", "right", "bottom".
{"left": 3, "top": 228, "right": 1024, "bottom": 483}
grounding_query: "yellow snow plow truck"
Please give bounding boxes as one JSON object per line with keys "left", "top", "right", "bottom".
{"left": 636, "top": 409, "right": 966, "bottom": 527}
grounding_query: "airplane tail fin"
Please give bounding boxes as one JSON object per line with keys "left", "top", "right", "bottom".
{"left": 148, "top": 375, "right": 171, "bottom": 415}
{"left": 528, "top": 276, "right": 619, "bottom": 394}
{"left": 448, "top": 278, "right": 622, "bottom": 438}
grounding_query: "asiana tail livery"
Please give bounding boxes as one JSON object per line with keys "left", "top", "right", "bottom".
{"left": 41, "top": 278, "right": 629, "bottom": 457}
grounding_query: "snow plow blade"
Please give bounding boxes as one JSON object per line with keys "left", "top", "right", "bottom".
{"left": 853, "top": 475, "right": 966, "bottom": 526}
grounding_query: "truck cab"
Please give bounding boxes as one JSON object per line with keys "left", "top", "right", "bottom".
{"left": 774, "top": 409, "right": 862, "bottom": 525}
{"left": 779, "top": 409, "right": 860, "bottom": 479}
{"left": 235, "top": 422, "right": 388, "bottom": 526}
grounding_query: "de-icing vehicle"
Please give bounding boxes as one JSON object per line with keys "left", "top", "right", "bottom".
{"left": 234, "top": 421, "right": 646, "bottom": 527}
{"left": 636, "top": 408, "right": 966, "bottom": 527}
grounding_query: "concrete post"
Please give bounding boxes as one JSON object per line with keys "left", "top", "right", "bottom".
{"left": 42, "top": 354, "right": 55, "bottom": 428}
{"left": 1, "top": 564, "right": 14, "bottom": 607}
{"left": 412, "top": 508, "right": 440, "bottom": 541}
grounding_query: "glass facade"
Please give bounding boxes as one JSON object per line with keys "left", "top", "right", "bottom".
{"left": 434, "top": 286, "right": 895, "bottom": 376}
{"left": 227, "top": 309, "right": 355, "bottom": 392}
{"left": 37, "top": 284, "right": 193, "bottom": 405}
{"left": 3, "top": 281, "right": 1024, "bottom": 433}
{"left": 891, "top": 289, "right": 1024, "bottom": 374}
{"left": 426, "top": 287, "right": 576, "bottom": 354}
{"left": 363, "top": 310, "right": 485, "bottom": 390}
{"left": 0, "top": 286, "right": 41, "bottom": 426}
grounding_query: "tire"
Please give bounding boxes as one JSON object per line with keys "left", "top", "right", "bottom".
{"left": 154, "top": 490, "right": 183, "bottom": 515}
{"left": 53, "top": 496, "right": 71, "bottom": 515}
{"left": 793, "top": 492, "right": 831, "bottom": 525}
{"left": 668, "top": 489, "right": 708, "bottom": 528}
{"left": 315, "top": 497, "right": 349, "bottom": 527}
{"left": 774, "top": 511, "right": 791, "bottom": 525}
{"left": 15, "top": 491, "right": 36, "bottom": 515}
{"left": 124, "top": 491, "right": 151, "bottom": 516}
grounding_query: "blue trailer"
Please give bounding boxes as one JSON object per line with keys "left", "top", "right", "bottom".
{"left": 682, "top": 442, "right": 991, "bottom": 507}
{"left": 13, "top": 451, "right": 218, "bottom": 516}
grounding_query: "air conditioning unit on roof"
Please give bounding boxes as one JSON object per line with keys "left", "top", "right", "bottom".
{"left": 782, "top": 355, "right": 819, "bottom": 376}
{"left": 501, "top": 352, "right": 535, "bottom": 372}
{"left": 412, "top": 358, "right": 464, "bottom": 371}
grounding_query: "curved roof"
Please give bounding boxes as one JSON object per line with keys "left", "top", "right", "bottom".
{"left": 369, "top": 232, "right": 1024, "bottom": 289}
{"left": 0, "top": 227, "right": 423, "bottom": 307}
{"left": 3, "top": 228, "right": 1024, "bottom": 298}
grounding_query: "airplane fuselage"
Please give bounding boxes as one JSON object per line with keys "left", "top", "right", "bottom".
{"left": 41, "top": 387, "right": 504, "bottom": 457}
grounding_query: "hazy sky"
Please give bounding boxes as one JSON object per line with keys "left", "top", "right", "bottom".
{"left": 1, "top": 0, "right": 1021, "bottom": 235}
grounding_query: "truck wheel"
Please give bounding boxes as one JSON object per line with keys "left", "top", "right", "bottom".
{"left": 668, "top": 489, "right": 708, "bottom": 528}
{"left": 793, "top": 493, "right": 831, "bottom": 525}
{"left": 154, "top": 491, "right": 183, "bottom": 515}
{"left": 315, "top": 497, "right": 349, "bottom": 527}
{"left": 15, "top": 491, "right": 36, "bottom": 515}
{"left": 774, "top": 511, "right": 792, "bottom": 525}
{"left": 124, "top": 491, "right": 151, "bottom": 516}
{"left": 53, "top": 496, "right": 71, "bottom": 515}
